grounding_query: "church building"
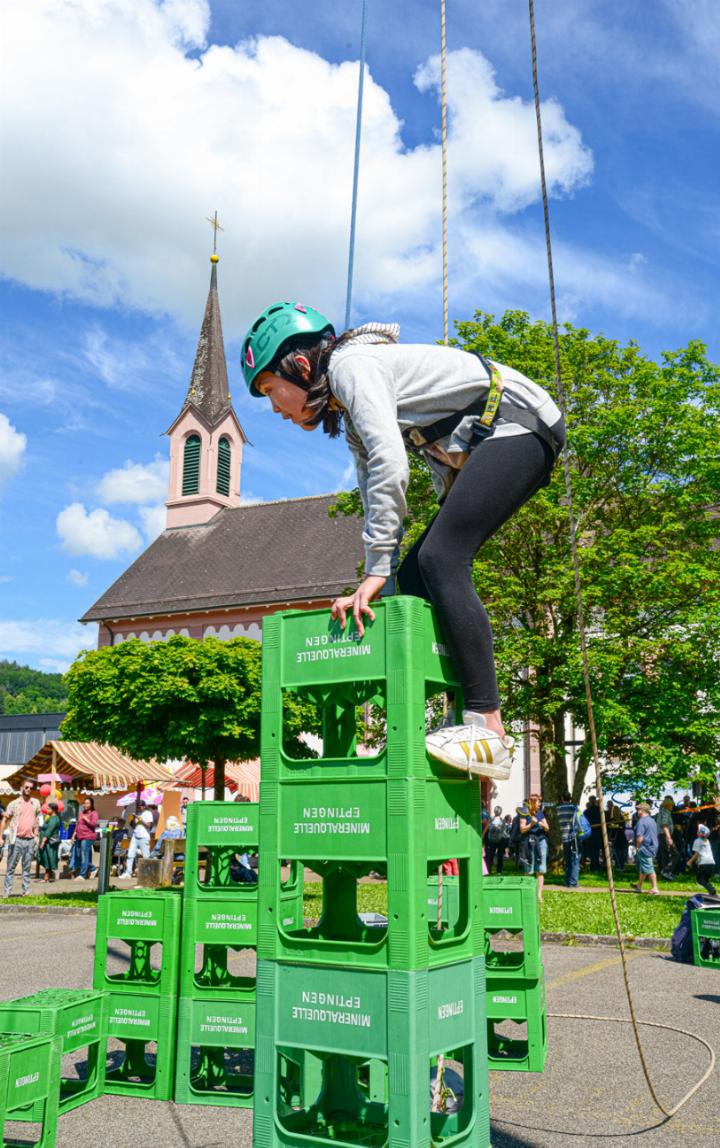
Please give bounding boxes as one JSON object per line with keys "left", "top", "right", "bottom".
{"left": 81, "top": 252, "right": 365, "bottom": 646}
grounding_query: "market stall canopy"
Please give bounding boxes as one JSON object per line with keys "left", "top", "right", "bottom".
{"left": 173, "top": 759, "right": 260, "bottom": 802}
{"left": 7, "top": 741, "right": 178, "bottom": 793}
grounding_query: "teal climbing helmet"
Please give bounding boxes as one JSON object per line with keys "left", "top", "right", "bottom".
{"left": 241, "top": 302, "right": 335, "bottom": 396}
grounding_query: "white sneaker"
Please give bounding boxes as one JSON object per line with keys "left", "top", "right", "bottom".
{"left": 117, "top": 872, "right": 132, "bottom": 879}
{"left": 426, "top": 711, "right": 514, "bottom": 780}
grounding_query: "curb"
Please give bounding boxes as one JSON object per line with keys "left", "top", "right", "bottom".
{"left": 0, "top": 903, "right": 97, "bottom": 915}
{"left": 542, "top": 930, "right": 670, "bottom": 951}
{"left": 0, "top": 903, "right": 672, "bottom": 948}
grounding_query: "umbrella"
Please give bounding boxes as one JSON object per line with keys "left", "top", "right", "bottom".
{"left": 116, "top": 787, "right": 164, "bottom": 808}
{"left": 37, "top": 773, "right": 74, "bottom": 784}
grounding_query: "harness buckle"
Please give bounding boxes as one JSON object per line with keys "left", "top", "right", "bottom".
{"left": 408, "top": 427, "right": 427, "bottom": 447}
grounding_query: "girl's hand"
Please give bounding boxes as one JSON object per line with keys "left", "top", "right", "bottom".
{"left": 331, "top": 575, "right": 387, "bottom": 638}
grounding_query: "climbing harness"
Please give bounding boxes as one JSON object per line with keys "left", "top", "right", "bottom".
{"left": 403, "top": 352, "right": 564, "bottom": 460}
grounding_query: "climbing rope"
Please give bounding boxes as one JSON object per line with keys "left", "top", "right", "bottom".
{"left": 527, "top": 0, "right": 711, "bottom": 1119}
{"left": 344, "top": 0, "right": 368, "bottom": 330}
{"left": 440, "top": 0, "right": 449, "bottom": 345}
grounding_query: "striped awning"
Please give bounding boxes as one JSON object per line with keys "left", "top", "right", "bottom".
{"left": 173, "top": 758, "right": 260, "bottom": 803}
{"left": 6, "top": 741, "right": 178, "bottom": 793}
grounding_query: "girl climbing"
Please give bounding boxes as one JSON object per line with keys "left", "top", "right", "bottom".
{"left": 242, "top": 302, "right": 565, "bottom": 781}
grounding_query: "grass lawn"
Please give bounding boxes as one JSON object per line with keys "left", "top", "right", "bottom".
{"left": 305, "top": 882, "right": 685, "bottom": 940}
{"left": 541, "top": 865, "right": 706, "bottom": 896}
{"left": 0, "top": 890, "right": 99, "bottom": 908}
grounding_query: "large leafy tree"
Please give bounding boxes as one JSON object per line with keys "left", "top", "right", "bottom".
{"left": 334, "top": 312, "right": 720, "bottom": 801}
{"left": 62, "top": 635, "right": 318, "bottom": 799}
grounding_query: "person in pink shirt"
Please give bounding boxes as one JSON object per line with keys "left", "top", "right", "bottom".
{"left": 2, "top": 781, "right": 41, "bottom": 896}
{"left": 71, "top": 797, "right": 99, "bottom": 881}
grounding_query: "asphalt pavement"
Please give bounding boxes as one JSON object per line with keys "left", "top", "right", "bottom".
{"left": 1, "top": 911, "right": 717, "bottom": 1147}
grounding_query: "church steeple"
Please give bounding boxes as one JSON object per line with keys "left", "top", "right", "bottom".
{"left": 165, "top": 220, "right": 247, "bottom": 530}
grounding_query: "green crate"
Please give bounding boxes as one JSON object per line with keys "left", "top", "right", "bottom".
{"left": 481, "top": 876, "right": 542, "bottom": 980}
{"left": 183, "top": 801, "right": 261, "bottom": 898}
{"left": 179, "top": 895, "right": 258, "bottom": 1001}
{"left": 258, "top": 776, "right": 485, "bottom": 970}
{"left": 427, "top": 875, "right": 460, "bottom": 931}
{"left": 485, "top": 972, "right": 547, "bottom": 1073}
{"left": 0, "top": 989, "right": 106, "bottom": 1115}
{"left": 252, "top": 956, "right": 491, "bottom": 1148}
{"left": 691, "top": 908, "right": 720, "bottom": 968}
{"left": 0, "top": 1030, "right": 61, "bottom": 1148}
{"left": 260, "top": 597, "right": 461, "bottom": 788}
{"left": 93, "top": 889, "right": 182, "bottom": 996}
{"left": 103, "top": 992, "right": 177, "bottom": 1099}
{"left": 174, "top": 995, "right": 256, "bottom": 1107}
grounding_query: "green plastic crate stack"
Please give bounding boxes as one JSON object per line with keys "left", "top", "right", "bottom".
{"left": 691, "top": 907, "right": 720, "bottom": 968}
{"left": 482, "top": 876, "right": 546, "bottom": 1072}
{"left": 253, "top": 598, "right": 492, "bottom": 1148}
{"left": 176, "top": 802, "right": 292, "bottom": 1107}
{"left": 0, "top": 1030, "right": 61, "bottom": 1148}
{"left": 93, "top": 888, "right": 182, "bottom": 1100}
{"left": 0, "top": 988, "right": 107, "bottom": 1117}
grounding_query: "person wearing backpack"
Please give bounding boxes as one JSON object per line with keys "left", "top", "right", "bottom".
{"left": 485, "top": 805, "right": 507, "bottom": 874}
{"left": 556, "top": 791, "right": 582, "bottom": 888}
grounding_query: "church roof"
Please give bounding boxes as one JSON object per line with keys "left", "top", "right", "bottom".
{"left": 80, "top": 495, "right": 365, "bottom": 623}
{"left": 180, "top": 256, "right": 232, "bottom": 427}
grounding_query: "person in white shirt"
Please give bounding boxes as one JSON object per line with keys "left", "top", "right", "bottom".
{"left": 688, "top": 825, "right": 716, "bottom": 895}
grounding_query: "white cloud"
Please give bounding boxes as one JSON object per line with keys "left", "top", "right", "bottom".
{"left": 0, "top": 618, "right": 93, "bottom": 671}
{"left": 0, "top": 1, "right": 593, "bottom": 334}
{"left": 66, "top": 568, "right": 89, "bottom": 586}
{"left": 0, "top": 412, "right": 27, "bottom": 493}
{"left": 97, "top": 455, "right": 170, "bottom": 504}
{"left": 56, "top": 502, "right": 142, "bottom": 559}
{"left": 138, "top": 504, "right": 167, "bottom": 542}
{"left": 0, "top": 575, "right": 14, "bottom": 585}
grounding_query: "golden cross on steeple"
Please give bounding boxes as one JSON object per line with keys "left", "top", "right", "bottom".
{"left": 205, "top": 210, "right": 224, "bottom": 255}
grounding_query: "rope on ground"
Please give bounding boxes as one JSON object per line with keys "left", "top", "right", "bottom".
{"left": 527, "top": 0, "right": 712, "bottom": 1119}
{"left": 547, "top": 1015, "right": 716, "bottom": 1118}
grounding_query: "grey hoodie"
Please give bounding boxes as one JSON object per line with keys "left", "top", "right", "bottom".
{"left": 328, "top": 326, "right": 562, "bottom": 578}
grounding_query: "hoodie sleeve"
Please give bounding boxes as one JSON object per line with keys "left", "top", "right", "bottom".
{"left": 331, "top": 352, "right": 409, "bottom": 578}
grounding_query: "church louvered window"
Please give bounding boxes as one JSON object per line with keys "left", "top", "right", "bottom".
{"left": 216, "top": 436, "right": 231, "bottom": 496}
{"left": 182, "top": 434, "right": 201, "bottom": 495}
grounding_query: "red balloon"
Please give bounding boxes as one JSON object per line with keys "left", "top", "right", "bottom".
{"left": 40, "top": 784, "right": 52, "bottom": 797}
{"left": 56, "top": 801, "right": 65, "bottom": 813}
{"left": 41, "top": 803, "right": 50, "bottom": 814}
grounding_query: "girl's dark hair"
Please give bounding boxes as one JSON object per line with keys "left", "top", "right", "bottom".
{"left": 85, "top": 797, "right": 95, "bottom": 810}
{"left": 273, "top": 329, "right": 355, "bottom": 438}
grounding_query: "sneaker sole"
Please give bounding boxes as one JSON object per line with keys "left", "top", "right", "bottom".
{"left": 426, "top": 742, "right": 512, "bottom": 781}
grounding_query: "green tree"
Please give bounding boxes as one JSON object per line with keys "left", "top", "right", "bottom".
{"left": 333, "top": 312, "right": 720, "bottom": 801}
{"left": 0, "top": 660, "right": 68, "bottom": 714}
{"left": 62, "top": 635, "right": 319, "bottom": 799}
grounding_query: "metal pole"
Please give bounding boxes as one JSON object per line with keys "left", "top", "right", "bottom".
{"left": 97, "top": 829, "right": 112, "bottom": 896}
{"left": 344, "top": 0, "right": 368, "bottom": 330}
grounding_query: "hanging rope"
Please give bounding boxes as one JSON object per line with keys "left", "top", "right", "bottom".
{"left": 344, "top": 0, "right": 368, "bottom": 331}
{"left": 440, "top": 0, "right": 449, "bottom": 344}
{"left": 527, "top": 0, "right": 710, "bottom": 1119}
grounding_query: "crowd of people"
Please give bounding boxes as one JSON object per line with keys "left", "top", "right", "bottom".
{"left": 482, "top": 792, "right": 720, "bottom": 898}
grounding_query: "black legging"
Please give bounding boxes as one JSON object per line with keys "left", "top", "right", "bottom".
{"left": 397, "top": 428, "right": 561, "bottom": 712}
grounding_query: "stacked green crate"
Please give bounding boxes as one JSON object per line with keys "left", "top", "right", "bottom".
{"left": 175, "top": 802, "right": 304, "bottom": 1107}
{"left": 93, "top": 888, "right": 182, "bottom": 1099}
{"left": 482, "top": 876, "right": 546, "bottom": 1072}
{"left": 253, "top": 597, "right": 492, "bottom": 1148}
{"left": 691, "top": 907, "right": 720, "bottom": 968}
{"left": 0, "top": 1030, "right": 61, "bottom": 1148}
{"left": 0, "top": 988, "right": 107, "bottom": 1116}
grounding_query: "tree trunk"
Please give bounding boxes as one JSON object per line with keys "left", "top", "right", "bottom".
{"left": 538, "top": 707, "right": 569, "bottom": 870}
{"left": 571, "top": 740, "right": 593, "bottom": 804}
{"left": 213, "top": 758, "right": 226, "bottom": 802}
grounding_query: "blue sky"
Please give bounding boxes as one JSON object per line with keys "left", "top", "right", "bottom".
{"left": 1, "top": 0, "right": 718, "bottom": 673}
